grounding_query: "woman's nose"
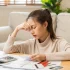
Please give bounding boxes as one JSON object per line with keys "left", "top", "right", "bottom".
{"left": 30, "top": 29, "right": 34, "bottom": 34}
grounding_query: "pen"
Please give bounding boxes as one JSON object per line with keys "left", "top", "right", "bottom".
{"left": 35, "top": 64, "right": 38, "bottom": 69}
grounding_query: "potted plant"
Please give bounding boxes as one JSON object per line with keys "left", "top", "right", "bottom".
{"left": 41, "top": 0, "right": 63, "bottom": 14}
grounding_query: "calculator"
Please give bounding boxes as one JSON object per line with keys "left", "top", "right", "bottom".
{"left": 0, "top": 56, "right": 17, "bottom": 64}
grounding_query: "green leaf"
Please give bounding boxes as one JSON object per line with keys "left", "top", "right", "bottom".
{"left": 45, "top": 2, "right": 53, "bottom": 10}
{"left": 41, "top": 0, "right": 49, "bottom": 4}
{"left": 50, "top": 0, "right": 57, "bottom": 5}
{"left": 66, "top": 8, "right": 70, "bottom": 13}
{"left": 41, "top": 0, "right": 63, "bottom": 14}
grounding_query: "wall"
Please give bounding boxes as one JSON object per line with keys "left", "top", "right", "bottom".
{"left": 61, "top": 0, "right": 70, "bottom": 10}
{"left": 0, "top": 5, "right": 41, "bottom": 26}
{"left": 0, "top": 0, "right": 70, "bottom": 26}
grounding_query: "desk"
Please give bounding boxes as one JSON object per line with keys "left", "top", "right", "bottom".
{"left": 61, "top": 61, "right": 70, "bottom": 70}
{"left": 0, "top": 51, "right": 70, "bottom": 70}
{"left": 12, "top": 53, "right": 70, "bottom": 70}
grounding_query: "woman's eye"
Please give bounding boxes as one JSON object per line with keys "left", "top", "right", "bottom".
{"left": 31, "top": 26, "right": 36, "bottom": 29}
{"left": 33, "top": 26, "right": 36, "bottom": 29}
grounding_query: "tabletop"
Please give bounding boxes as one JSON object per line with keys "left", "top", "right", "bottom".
{"left": 61, "top": 60, "right": 70, "bottom": 70}
{"left": 10, "top": 53, "right": 70, "bottom": 70}
{"left": 0, "top": 51, "right": 70, "bottom": 70}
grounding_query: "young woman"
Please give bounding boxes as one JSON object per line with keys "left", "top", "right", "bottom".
{"left": 3, "top": 9, "right": 70, "bottom": 62}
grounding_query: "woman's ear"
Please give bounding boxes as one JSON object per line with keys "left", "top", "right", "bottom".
{"left": 43, "top": 21, "right": 48, "bottom": 28}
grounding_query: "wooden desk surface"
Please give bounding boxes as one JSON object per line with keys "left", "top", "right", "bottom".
{"left": 61, "top": 61, "right": 70, "bottom": 70}
{"left": 12, "top": 53, "right": 70, "bottom": 70}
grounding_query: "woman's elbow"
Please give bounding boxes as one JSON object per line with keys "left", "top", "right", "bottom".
{"left": 3, "top": 48, "right": 12, "bottom": 54}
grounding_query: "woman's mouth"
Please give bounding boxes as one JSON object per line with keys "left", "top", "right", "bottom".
{"left": 33, "top": 35, "right": 37, "bottom": 37}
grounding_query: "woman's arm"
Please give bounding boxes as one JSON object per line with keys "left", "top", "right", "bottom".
{"left": 30, "top": 51, "right": 70, "bottom": 62}
{"left": 46, "top": 51, "right": 70, "bottom": 61}
{"left": 11, "top": 22, "right": 27, "bottom": 37}
{"left": 3, "top": 22, "right": 31, "bottom": 54}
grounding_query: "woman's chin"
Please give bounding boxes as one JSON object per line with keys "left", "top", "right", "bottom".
{"left": 34, "top": 36, "right": 39, "bottom": 39}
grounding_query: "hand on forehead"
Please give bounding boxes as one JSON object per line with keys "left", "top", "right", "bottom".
{"left": 27, "top": 18, "right": 36, "bottom": 26}
{"left": 22, "top": 18, "right": 36, "bottom": 31}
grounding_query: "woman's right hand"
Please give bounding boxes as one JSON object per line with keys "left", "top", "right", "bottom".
{"left": 11, "top": 22, "right": 31, "bottom": 37}
{"left": 16, "top": 22, "right": 26, "bottom": 31}
{"left": 16, "top": 22, "right": 31, "bottom": 31}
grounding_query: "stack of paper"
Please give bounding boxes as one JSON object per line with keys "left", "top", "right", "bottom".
{"left": 0, "top": 51, "right": 62, "bottom": 70}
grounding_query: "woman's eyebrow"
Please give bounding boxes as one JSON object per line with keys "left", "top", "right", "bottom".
{"left": 30, "top": 25, "right": 36, "bottom": 27}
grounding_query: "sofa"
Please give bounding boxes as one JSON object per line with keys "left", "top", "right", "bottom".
{"left": 0, "top": 12, "right": 70, "bottom": 50}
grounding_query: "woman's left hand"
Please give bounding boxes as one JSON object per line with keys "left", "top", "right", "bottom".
{"left": 30, "top": 54, "right": 46, "bottom": 62}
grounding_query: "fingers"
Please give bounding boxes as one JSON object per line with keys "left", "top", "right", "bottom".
{"left": 16, "top": 22, "right": 29, "bottom": 31}
{"left": 22, "top": 22, "right": 31, "bottom": 31}
{"left": 24, "top": 23, "right": 30, "bottom": 31}
{"left": 30, "top": 54, "right": 41, "bottom": 62}
{"left": 30, "top": 54, "right": 46, "bottom": 62}
{"left": 16, "top": 24, "right": 24, "bottom": 31}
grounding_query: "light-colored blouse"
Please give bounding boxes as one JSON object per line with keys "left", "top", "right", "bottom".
{"left": 3, "top": 35, "right": 70, "bottom": 60}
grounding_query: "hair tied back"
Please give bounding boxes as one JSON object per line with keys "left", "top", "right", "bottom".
{"left": 44, "top": 9, "right": 50, "bottom": 14}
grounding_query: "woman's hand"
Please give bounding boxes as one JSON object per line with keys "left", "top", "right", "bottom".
{"left": 11, "top": 22, "right": 31, "bottom": 37}
{"left": 16, "top": 22, "right": 30, "bottom": 31}
{"left": 30, "top": 54, "right": 46, "bottom": 62}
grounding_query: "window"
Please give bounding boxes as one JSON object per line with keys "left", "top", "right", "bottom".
{"left": 0, "top": 0, "right": 42, "bottom": 6}
{"left": 0, "top": 0, "right": 4, "bottom": 5}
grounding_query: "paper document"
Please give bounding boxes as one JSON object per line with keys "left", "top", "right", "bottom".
{"left": 0, "top": 51, "right": 63, "bottom": 70}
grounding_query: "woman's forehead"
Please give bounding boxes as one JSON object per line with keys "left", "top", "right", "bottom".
{"left": 27, "top": 18, "right": 38, "bottom": 26}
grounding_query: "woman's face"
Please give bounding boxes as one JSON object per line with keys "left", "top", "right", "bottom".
{"left": 27, "top": 18, "right": 48, "bottom": 40}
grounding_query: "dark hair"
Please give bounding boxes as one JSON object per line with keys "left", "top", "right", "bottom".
{"left": 26, "top": 9, "right": 57, "bottom": 41}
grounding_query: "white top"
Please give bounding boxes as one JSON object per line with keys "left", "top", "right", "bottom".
{"left": 3, "top": 35, "right": 70, "bottom": 60}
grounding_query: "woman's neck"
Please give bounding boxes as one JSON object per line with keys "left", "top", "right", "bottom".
{"left": 39, "top": 31, "right": 49, "bottom": 43}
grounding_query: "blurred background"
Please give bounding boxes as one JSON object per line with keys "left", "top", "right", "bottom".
{"left": 0, "top": 0, "right": 70, "bottom": 26}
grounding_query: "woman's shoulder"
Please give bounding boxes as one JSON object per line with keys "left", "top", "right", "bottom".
{"left": 55, "top": 36, "right": 68, "bottom": 43}
{"left": 56, "top": 36, "right": 66, "bottom": 40}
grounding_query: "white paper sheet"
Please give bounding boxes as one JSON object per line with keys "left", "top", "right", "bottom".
{"left": 0, "top": 51, "right": 62, "bottom": 70}
{"left": 1, "top": 58, "right": 61, "bottom": 70}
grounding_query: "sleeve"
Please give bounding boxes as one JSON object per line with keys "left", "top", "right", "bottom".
{"left": 3, "top": 35, "right": 31, "bottom": 54}
{"left": 57, "top": 38, "right": 70, "bottom": 52}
